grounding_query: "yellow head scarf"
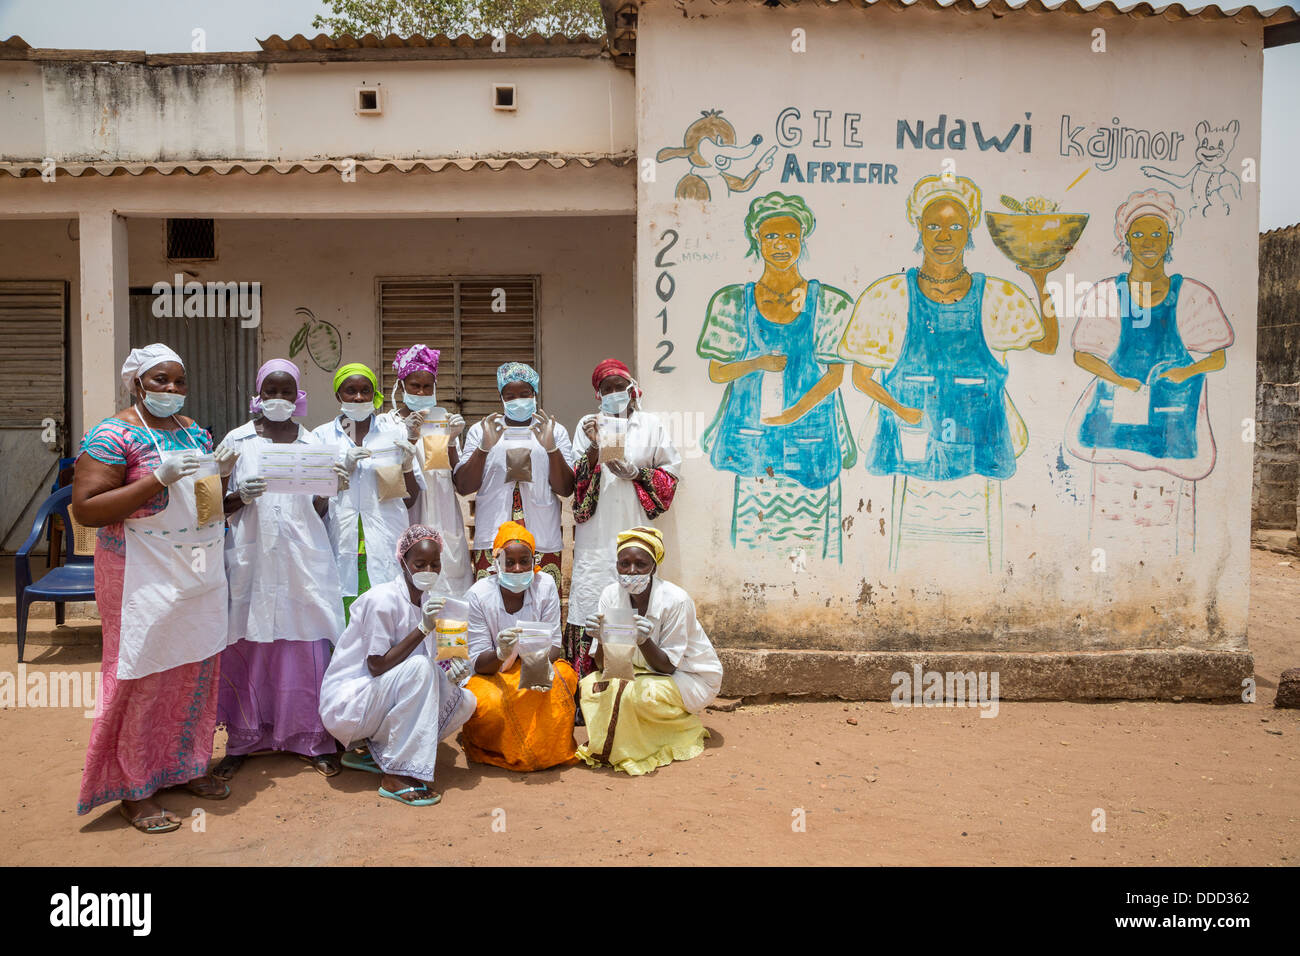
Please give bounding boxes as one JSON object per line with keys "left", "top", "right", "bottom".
{"left": 616, "top": 526, "right": 665, "bottom": 565}
{"left": 905, "top": 173, "right": 982, "bottom": 227}
{"left": 333, "top": 362, "right": 383, "bottom": 409}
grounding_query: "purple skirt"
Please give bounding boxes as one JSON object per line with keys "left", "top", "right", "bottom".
{"left": 217, "top": 638, "right": 338, "bottom": 757}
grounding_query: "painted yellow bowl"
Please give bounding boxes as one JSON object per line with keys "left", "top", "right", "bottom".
{"left": 984, "top": 212, "right": 1090, "bottom": 272}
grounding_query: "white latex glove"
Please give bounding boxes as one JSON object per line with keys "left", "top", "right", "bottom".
{"left": 214, "top": 441, "right": 239, "bottom": 478}
{"left": 495, "top": 626, "right": 521, "bottom": 661}
{"left": 605, "top": 459, "right": 638, "bottom": 480}
{"left": 421, "top": 594, "right": 447, "bottom": 633}
{"left": 446, "top": 658, "right": 470, "bottom": 684}
{"left": 394, "top": 439, "right": 417, "bottom": 474}
{"left": 584, "top": 612, "right": 605, "bottom": 634}
{"left": 332, "top": 461, "right": 350, "bottom": 493}
{"left": 479, "top": 413, "right": 505, "bottom": 451}
{"left": 403, "top": 409, "right": 426, "bottom": 441}
{"left": 447, "top": 413, "right": 466, "bottom": 438}
{"left": 237, "top": 476, "right": 267, "bottom": 504}
{"left": 530, "top": 409, "right": 558, "bottom": 452}
{"left": 340, "top": 446, "right": 371, "bottom": 474}
{"left": 155, "top": 452, "right": 198, "bottom": 486}
{"left": 634, "top": 614, "right": 655, "bottom": 645}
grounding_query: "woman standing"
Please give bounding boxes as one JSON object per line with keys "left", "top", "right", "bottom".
{"left": 459, "top": 521, "right": 579, "bottom": 772}
{"left": 318, "top": 526, "right": 477, "bottom": 806}
{"left": 566, "top": 358, "right": 681, "bottom": 679}
{"left": 312, "top": 362, "right": 419, "bottom": 619}
{"left": 1064, "top": 189, "right": 1233, "bottom": 551}
{"left": 697, "top": 192, "right": 856, "bottom": 560}
{"left": 71, "top": 344, "right": 235, "bottom": 833}
{"left": 377, "top": 344, "right": 473, "bottom": 597}
{"left": 453, "top": 362, "right": 574, "bottom": 594}
{"left": 212, "top": 359, "right": 349, "bottom": 780}
{"left": 577, "top": 527, "right": 723, "bottom": 776}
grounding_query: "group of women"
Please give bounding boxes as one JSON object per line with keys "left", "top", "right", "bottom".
{"left": 71, "top": 344, "right": 721, "bottom": 833}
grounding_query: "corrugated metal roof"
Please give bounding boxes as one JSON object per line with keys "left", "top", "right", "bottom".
{"left": 257, "top": 32, "right": 603, "bottom": 51}
{"left": 0, "top": 32, "right": 607, "bottom": 64}
{"left": 0, "top": 156, "right": 635, "bottom": 179}
{"left": 628, "top": 0, "right": 1298, "bottom": 19}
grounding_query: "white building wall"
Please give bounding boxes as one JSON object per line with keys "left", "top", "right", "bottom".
{"left": 635, "top": 1, "right": 1260, "bottom": 654}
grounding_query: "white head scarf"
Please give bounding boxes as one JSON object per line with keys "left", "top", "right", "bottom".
{"left": 121, "top": 344, "right": 184, "bottom": 394}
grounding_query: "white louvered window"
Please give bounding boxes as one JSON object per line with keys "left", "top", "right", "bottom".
{"left": 379, "top": 277, "right": 538, "bottom": 419}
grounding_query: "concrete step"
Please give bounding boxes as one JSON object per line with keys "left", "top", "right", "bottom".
{"left": 0, "top": 597, "right": 98, "bottom": 619}
{"left": 0, "top": 617, "right": 102, "bottom": 647}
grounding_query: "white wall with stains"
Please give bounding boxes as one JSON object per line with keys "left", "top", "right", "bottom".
{"left": 634, "top": 1, "right": 1260, "bottom": 654}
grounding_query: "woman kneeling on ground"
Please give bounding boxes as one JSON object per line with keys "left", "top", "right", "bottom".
{"left": 460, "top": 521, "right": 579, "bottom": 771}
{"left": 317, "top": 525, "right": 476, "bottom": 806}
{"left": 577, "top": 527, "right": 723, "bottom": 775}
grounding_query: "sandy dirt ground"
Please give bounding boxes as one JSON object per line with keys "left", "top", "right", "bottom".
{"left": 1, "top": 549, "right": 1296, "bottom": 866}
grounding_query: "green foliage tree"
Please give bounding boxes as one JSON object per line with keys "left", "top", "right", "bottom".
{"left": 312, "top": 0, "right": 605, "bottom": 38}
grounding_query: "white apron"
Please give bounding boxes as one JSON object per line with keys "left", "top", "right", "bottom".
{"left": 311, "top": 415, "right": 412, "bottom": 597}
{"left": 118, "top": 436, "right": 229, "bottom": 680}
{"left": 567, "top": 409, "right": 681, "bottom": 625}
{"left": 377, "top": 410, "right": 473, "bottom": 598}
{"left": 222, "top": 422, "right": 346, "bottom": 645}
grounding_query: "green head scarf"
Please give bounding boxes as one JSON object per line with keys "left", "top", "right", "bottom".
{"left": 333, "top": 362, "right": 383, "bottom": 409}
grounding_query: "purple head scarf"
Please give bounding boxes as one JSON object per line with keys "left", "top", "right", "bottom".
{"left": 250, "top": 358, "right": 308, "bottom": 417}
{"left": 393, "top": 344, "right": 440, "bottom": 381}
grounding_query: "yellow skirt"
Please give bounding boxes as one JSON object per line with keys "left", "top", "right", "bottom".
{"left": 576, "top": 670, "right": 708, "bottom": 776}
{"left": 461, "top": 660, "right": 579, "bottom": 772}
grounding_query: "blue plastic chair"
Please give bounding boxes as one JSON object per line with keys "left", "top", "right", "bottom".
{"left": 14, "top": 485, "right": 96, "bottom": 663}
{"left": 46, "top": 456, "right": 79, "bottom": 568}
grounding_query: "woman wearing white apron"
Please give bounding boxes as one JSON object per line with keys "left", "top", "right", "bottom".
{"left": 71, "top": 344, "right": 235, "bottom": 834}
{"left": 212, "top": 359, "right": 350, "bottom": 781}
{"left": 376, "top": 344, "right": 473, "bottom": 597}
{"left": 566, "top": 358, "right": 682, "bottom": 681}
{"left": 318, "top": 525, "right": 477, "bottom": 806}
{"left": 311, "top": 362, "right": 419, "bottom": 621}
{"left": 453, "top": 361, "right": 574, "bottom": 594}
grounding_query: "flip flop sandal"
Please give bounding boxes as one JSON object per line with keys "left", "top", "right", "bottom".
{"left": 300, "top": 753, "right": 342, "bottom": 777}
{"left": 119, "top": 804, "right": 181, "bottom": 835}
{"left": 378, "top": 785, "right": 442, "bottom": 807}
{"left": 340, "top": 751, "right": 382, "bottom": 775}
{"left": 183, "top": 777, "right": 231, "bottom": 800}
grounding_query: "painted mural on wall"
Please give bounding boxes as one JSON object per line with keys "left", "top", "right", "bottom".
{"left": 1063, "top": 188, "right": 1235, "bottom": 553}
{"left": 1142, "top": 120, "right": 1241, "bottom": 217}
{"left": 651, "top": 82, "right": 1244, "bottom": 587}
{"left": 657, "top": 110, "right": 778, "bottom": 202}
{"left": 697, "top": 192, "right": 856, "bottom": 560}
{"left": 288, "top": 307, "right": 343, "bottom": 372}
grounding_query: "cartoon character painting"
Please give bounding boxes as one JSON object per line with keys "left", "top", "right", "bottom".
{"left": 658, "top": 110, "right": 779, "bottom": 202}
{"left": 697, "top": 192, "right": 856, "bottom": 560}
{"left": 1064, "top": 188, "right": 1234, "bottom": 553}
{"left": 1142, "top": 120, "right": 1241, "bottom": 217}
{"left": 838, "top": 173, "right": 1076, "bottom": 571}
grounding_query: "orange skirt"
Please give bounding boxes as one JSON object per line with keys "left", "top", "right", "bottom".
{"left": 461, "top": 660, "right": 579, "bottom": 772}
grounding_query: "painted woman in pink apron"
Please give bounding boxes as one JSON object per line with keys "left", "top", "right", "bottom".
{"left": 71, "top": 344, "right": 235, "bottom": 834}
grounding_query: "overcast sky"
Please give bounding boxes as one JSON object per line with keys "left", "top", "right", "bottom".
{"left": 2, "top": 0, "right": 1297, "bottom": 230}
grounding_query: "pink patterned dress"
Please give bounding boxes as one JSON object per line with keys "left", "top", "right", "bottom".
{"left": 77, "top": 416, "right": 221, "bottom": 815}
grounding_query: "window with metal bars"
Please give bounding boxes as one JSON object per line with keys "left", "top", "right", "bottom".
{"left": 165, "top": 218, "right": 216, "bottom": 260}
{"left": 378, "top": 277, "right": 538, "bottom": 419}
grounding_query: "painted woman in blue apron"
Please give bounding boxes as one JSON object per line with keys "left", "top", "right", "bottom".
{"left": 839, "top": 174, "right": 1056, "bottom": 569}
{"left": 698, "top": 193, "right": 855, "bottom": 560}
{"left": 1066, "top": 189, "right": 1233, "bottom": 550}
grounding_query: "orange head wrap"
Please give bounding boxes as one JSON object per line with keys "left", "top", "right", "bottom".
{"left": 492, "top": 520, "right": 536, "bottom": 555}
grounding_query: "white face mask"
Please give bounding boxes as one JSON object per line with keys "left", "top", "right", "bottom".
{"left": 618, "top": 572, "right": 652, "bottom": 595}
{"left": 340, "top": 401, "right": 373, "bottom": 422}
{"left": 260, "top": 398, "right": 295, "bottom": 422}
{"left": 409, "top": 570, "right": 439, "bottom": 592}
{"left": 600, "top": 388, "right": 632, "bottom": 416}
